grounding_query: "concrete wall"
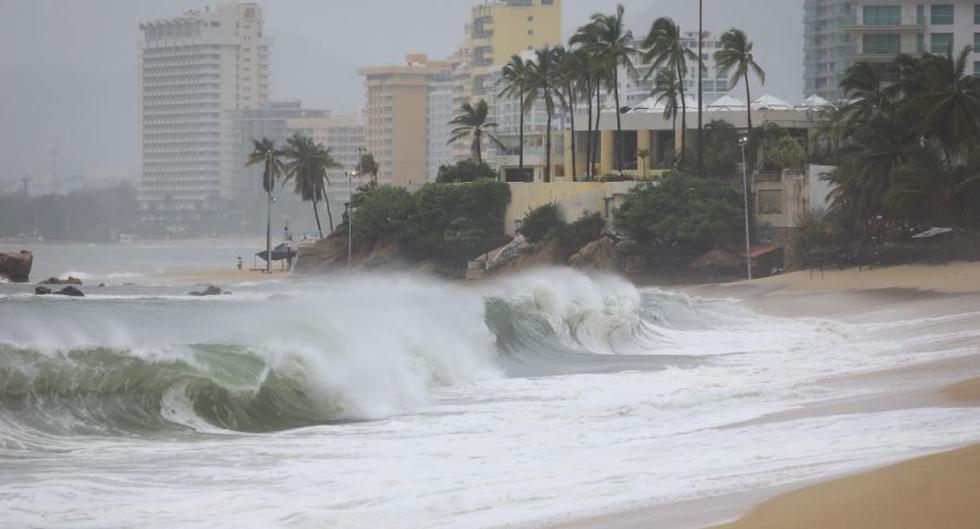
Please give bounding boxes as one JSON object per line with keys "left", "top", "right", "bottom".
{"left": 504, "top": 181, "right": 640, "bottom": 236}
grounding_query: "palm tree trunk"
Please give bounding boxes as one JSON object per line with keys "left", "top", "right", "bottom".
{"left": 519, "top": 92, "right": 525, "bottom": 170}
{"left": 744, "top": 72, "right": 753, "bottom": 170}
{"left": 594, "top": 82, "right": 603, "bottom": 178}
{"left": 545, "top": 106, "right": 553, "bottom": 183}
{"left": 569, "top": 82, "right": 577, "bottom": 182}
{"left": 585, "top": 80, "right": 594, "bottom": 180}
{"left": 312, "top": 194, "right": 324, "bottom": 239}
{"left": 322, "top": 189, "right": 334, "bottom": 233}
{"left": 677, "top": 63, "right": 688, "bottom": 165}
{"left": 475, "top": 131, "right": 482, "bottom": 166}
{"left": 265, "top": 156, "right": 272, "bottom": 274}
{"left": 614, "top": 68, "right": 624, "bottom": 177}
{"left": 671, "top": 112, "right": 677, "bottom": 164}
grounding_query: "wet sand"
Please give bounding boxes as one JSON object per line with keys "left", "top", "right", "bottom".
{"left": 735, "top": 261, "right": 980, "bottom": 295}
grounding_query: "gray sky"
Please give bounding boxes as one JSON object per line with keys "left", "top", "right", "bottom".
{"left": 0, "top": 0, "right": 803, "bottom": 188}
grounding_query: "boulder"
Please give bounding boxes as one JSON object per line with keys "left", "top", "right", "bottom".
{"left": 40, "top": 276, "right": 83, "bottom": 286}
{"left": 569, "top": 238, "right": 620, "bottom": 271}
{"left": 293, "top": 233, "right": 348, "bottom": 273}
{"left": 55, "top": 286, "right": 85, "bottom": 297}
{"left": 35, "top": 286, "right": 52, "bottom": 295}
{"left": 189, "top": 285, "right": 223, "bottom": 297}
{"left": 0, "top": 251, "right": 33, "bottom": 283}
{"left": 364, "top": 237, "right": 402, "bottom": 268}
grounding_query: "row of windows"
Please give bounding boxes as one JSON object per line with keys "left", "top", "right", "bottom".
{"left": 863, "top": 32, "right": 979, "bottom": 54}
{"left": 863, "top": 4, "right": 980, "bottom": 26}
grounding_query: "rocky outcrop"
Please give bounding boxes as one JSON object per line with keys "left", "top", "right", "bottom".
{"left": 40, "top": 276, "right": 83, "bottom": 286}
{"left": 491, "top": 241, "right": 564, "bottom": 276}
{"left": 55, "top": 286, "right": 85, "bottom": 297}
{"left": 0, "top": 251, "right": 33, "bottom": 283}
{"left": 35, "top": 286, "right": 52, "bottom": 295}
{"left": 293, "top": 233, "right": 348, "bottom": 273}
{"left": 189, "top": 285, "right": 224, "bottom": 297}
{"left": 364, "top": 237, "right": 402, "bottom": 268}
{"left": 569, "top": 237, "right": 620, "bottom": 272}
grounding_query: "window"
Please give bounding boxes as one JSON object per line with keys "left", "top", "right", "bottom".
{"left": 918, "top": 5, "right": 926, "bottom": 24}
{"left": 863, "top": 33, "right": 901, "bottom": 54}
{"left": 931, "top": 32, "right": 954, "bottom": 53}
{"left": 863, "top": 5, "right": 901, "bottom": 25}
{"left": 975, "top": 33, "right": 980, "bottom": 50}
{"left": 932, "top": 4, "right": 954, "bottom": 25}
{"left": 976, "top": 4, "right": 980, "bottom": 24}
{"left": 975, "top": 61, "right": 980, "bottom": 76}
{"left": 758, "top": 190, "right": 783, "bottom": 215}
{"left": 918, "top": 33, "right": 925, "bottom": 52}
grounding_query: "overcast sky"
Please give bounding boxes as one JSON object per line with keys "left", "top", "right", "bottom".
{"left": 0, "top": 0, "right": 803, "bottom": 188}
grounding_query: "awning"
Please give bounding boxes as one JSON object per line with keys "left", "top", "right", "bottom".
{"left": 739, "top": 244, "right": 782, "bottom": 259}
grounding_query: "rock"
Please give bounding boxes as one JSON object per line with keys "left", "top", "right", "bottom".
{"left": 40, "top": 276, "right": 83, "bottom": 286}
{"left": 55, "top": 286, "right": 85, "bottom": 297}
{"left": 35, "top": 286, "right": 52, "bottom": 295}
{"left": 364, "top": 237, "right": 401, "bottom": 268}
{"left": 189, "top": 285, "right": 223, "bottom": 297}
{"left": 98, "top": 283, "right": 107, "bottom": 288}
{"left": 491, "top": 241, "right": 564, "bottom": 276}
{"left": 569, "top": 238, "right": 620, "bottom": 271}
{"left": 293, "top": 233, "right": 348, "bottom": 273}
{"left": 0, "top": 251, "right": 33, "bottom": 283}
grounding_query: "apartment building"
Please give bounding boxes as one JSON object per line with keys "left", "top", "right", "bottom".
{"left": 286, "top": 114, "right": 366, "bottom": 209}
{"left": 139, "top": 2, "right": 270, "bottom": 211}
{"left": 805, "top": 1, "right": 980, "bottom": 101}
{"left": 625, "top": 31, "right": 734, "bottom": 108}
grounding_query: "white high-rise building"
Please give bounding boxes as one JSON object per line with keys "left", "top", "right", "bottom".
{"left": 139, "top": 2, "right": 270, "bottom": 211}
{"left": 626, "top": 32, "right": 734, "bottom": 108}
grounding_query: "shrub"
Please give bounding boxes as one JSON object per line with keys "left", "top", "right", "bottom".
{"left": 436, "top": 160, "right": 498, "bottom": 183}
{"left": 519, "top": 204, "right": 564, "bottom": 243}
{"left": 556, "top": 212, "right": 606, "bottom": 252}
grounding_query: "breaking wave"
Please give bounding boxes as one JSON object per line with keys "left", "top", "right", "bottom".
{"left": 0, "top": 270, "right": 728, "bottom": 438}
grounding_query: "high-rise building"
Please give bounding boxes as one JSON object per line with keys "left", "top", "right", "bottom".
{"left": 427, "top": 68, "right": 455, "bottom": 181}
{"left": 625, "top": 31, "right": 734, "bottom": 108}
{"left": 805, "top": 1, "right": 980, "bottom": 102}
{"left": 139, "top": 2, "right": 270, "bottom": 211}
{"left": 803, "top": 0, "right": 856, "bottom": 103}
{"left": 360, "top": 55, "right": 449, "bottom": 189}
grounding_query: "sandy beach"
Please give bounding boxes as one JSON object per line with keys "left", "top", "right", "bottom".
{"left": 554, "top": 262, "right": 980, "bottom": 529}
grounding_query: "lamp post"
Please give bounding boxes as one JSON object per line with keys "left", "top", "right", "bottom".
{"left": 739, "top": 137, "right": 753, "bottom": 280}
{"left": 345, "top": 170, "right": 359, "bottom": 264}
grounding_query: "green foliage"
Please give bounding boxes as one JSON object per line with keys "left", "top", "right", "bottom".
{"left": 556, "top": 212, "right": 606, "bottom": 251}
{"left": 684, "top": 120, "right": 740, "bottom": 177}
{"left": 614, "top": 172, "right": 744, "bottom": 255}
{"left": 435, "top": 160, "right": 498, "bottom": 183}
{"left": 519, "top": 204, "right": 564, "bottom": 243}
{"left": 769, "top": 136, "right": 808, "bottom": 171}
{"left": 349, "top": 180, "right": 511, "bottom": 267}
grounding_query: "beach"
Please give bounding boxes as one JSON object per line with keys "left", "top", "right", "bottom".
{"left": 555, "top": 262, "right": 980, "bottom": 529}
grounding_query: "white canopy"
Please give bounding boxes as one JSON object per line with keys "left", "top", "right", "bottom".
{"left": 706, "top": 95, "right": 747, "bottom": 111}
{"left": 752, "top": 94, "right": 792, "bottom": 111}
{"left": 630, "top": 96, "right": 666, "bottom": 113}
{"left": 796, "top": 94, "right": 835, "bottom": 110}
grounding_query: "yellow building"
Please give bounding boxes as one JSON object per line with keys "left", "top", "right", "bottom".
{"left": 359, "top": 55, "right": 449, "bottom": 189}
{"left": 463, "top": 0, "right": 562, "bottom": 96}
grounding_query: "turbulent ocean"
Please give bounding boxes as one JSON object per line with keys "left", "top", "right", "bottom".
{"left": 2, "top": 243, "right": 980, "bottom": 529}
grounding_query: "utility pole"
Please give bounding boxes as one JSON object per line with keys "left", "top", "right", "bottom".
{"left": 697, "top": 0, "right": 704, "bottom": 177}
{"left": 739, "top": 137, "right": 753, "bottom": 280}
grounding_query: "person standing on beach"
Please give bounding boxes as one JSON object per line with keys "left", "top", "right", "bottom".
{"left": 237, "top": 257, "right": 243, "bottom": 271}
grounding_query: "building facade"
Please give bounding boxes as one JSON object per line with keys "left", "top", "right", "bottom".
{"left": 286, "top": 114, "right": 366, "bottom": 211}
{"left": 625, "top": 31, "right": 734, "bottom": 108}
{"left": 804, "top": 0, "right": 857, "bottom": 103}
{"left": 139, "top": 2, "right": 270, "bottom": 211}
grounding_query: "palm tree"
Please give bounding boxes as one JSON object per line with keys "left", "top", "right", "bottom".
{"left": 715, "top": 28, "right": 766, "bottom": 168}
{"left": 651, "top": 68, "right": 680, "bottom": 162}
{"left": 581, "top": 5, "right": 636, "bottom": 177}
{"left": 556, "top": 46, "right": 585, "bottom": 181}
{"left": 283, "top": 133, "right": 341, "bottom": 238}
{"left": 888, "top": 149, "right": 980, "bottom": 227}
{"left": 524, "top": 47, "right": 561, "bottom": 182}
{"left": 448, "top": 99, "right": 503, "bottom": 166}
{"left": 908, "top": 45, "right": 980, "bottom": 162}
{"left": 246, "top": 138, "right": 285, "bottom": 273}
{"left": 570, "top": 24, "right": 604, "bottom": 180}
{"left": 500, "top": 54, "right": 531, "bottom": 172}
{"left": 839, "top": 62, "right": 891, "bottom": 126}
{"left": 643, "top": 17, "right": 697, "bottom": 164}
{"left": 356, "top": 152, "right": 380, "bottom": 184}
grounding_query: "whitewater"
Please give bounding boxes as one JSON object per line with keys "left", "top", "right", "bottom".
{"left": 2, "top": 265, "right": 980, "bottom": 528}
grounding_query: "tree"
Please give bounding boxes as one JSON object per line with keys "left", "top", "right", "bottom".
{"left": 581, "top": 5, "right": 636, "bottom": 177}
{"left": 246, "top": 137, "right": 286, "bottom": 273}
{"left": 643, "top": 17, "right": 697, "bottom": 164}
{"left": 356, "top": 153, "right": 380, "bottom": 184}
{"left": 888, "top": 149, "right": 980, "bottom": 228}
{"left": 556, "top": 46, "right": 585, "bottom": 181}
{"left": 908, "top": 45, "right": 980, "bottom": 162}
{"left": 435, "top": 160, "right": 498, "bottom": 183}
{"left": 839, "top": 62, "right": 890, "bottom": 127}
{"left": 614, "top": 171, "right": 743, "bottom": 256}
{"left": 448, "top": 99, "right": 503, "bottom": 165}
{"left": 524, "top": 47, "right": 561, "bottom": 182}
{"left": 500, "top": 54, "right": 531, "bottom": 171}
{"left": 714, "top": 28, "right": 766, "bottom": 167}
{"left": 284, "top": 133, "right": 341, "bottom": 238}
{"left": 570, "top": 25, "right": 605, "bottom": 180}
{"left": 650, "top": 68, "right": 681, "bottom": 162}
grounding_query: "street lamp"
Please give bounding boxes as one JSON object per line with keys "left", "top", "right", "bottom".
{"left": 345, "top": 169, "right": 360, "bottom": 264}
{"left": 739, "top": 136, "right": 753, "bottom": 280}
